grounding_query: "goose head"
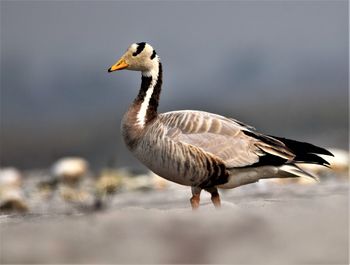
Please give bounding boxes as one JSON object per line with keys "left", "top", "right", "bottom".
{"left": 108, "top": 42, "right": 159, "bottom": 74}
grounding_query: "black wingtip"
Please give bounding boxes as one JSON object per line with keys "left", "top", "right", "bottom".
{"left": 268, "top": 136, "right": 334, "bottom": 157}
{"left": 322, "top": 148, "right": 334, "bottom": 157}
{"left": 322, "top": 159, "right": 331, "bottom": 166}
{"left": 107, "top": 68, "right": 112, "bottom": 73}
{"left": 310, "top": 146, "right": 334, "bottom": 157}
{"left": 295, "top": 153, "right": 331, "bottom": 166}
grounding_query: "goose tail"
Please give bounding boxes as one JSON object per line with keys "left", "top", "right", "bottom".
{"left": 269, "top": 135, "right": 334, "bottom": 166}
{"left": 278, "top": 164, "right": 319, "bottom": 181}
{"left": 220, "top": 164, "right": 318, "bottom": 189}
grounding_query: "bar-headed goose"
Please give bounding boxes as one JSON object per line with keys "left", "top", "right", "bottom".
{"left": 108, "top": 42, "right": 333, "bottom": 209}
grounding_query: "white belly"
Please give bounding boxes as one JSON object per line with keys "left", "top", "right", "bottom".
{"left": 218, "top": 166, "right": 279, "bottom": 189}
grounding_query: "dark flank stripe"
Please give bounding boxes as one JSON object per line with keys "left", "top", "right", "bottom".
{"left": 205, "top": 156, "right": 212, "bottom": 176}
{"left": 150, "top": 50, "right": 157, "bottom": 60}
{"left": 219, "top": 164, "right": 226, "bottom": 178}
{"left": 212, "top": 163, "right": 219, "bottom": 179}
{"left": 133, "top": 42, "right": 146, "bottom": 56}
{"left": 183, "top": 159, "right": 190, "bottom": 177}
{"left": 199, "top": 157, "right": 228, "bottom": 188}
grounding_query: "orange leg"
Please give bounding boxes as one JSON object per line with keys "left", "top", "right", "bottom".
{"left": 190, "top": 187, "right": 202, "bottom": 210}
{"left": 205, "top": 187, "right": 221, "bottom": 208}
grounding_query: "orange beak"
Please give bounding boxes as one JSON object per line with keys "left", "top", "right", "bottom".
{"left": 108, "top": 58, "right": 129, "bottom": 72}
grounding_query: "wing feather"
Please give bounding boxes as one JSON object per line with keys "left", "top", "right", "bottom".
{"left": 159, "top": 110, "right": 293, "bottom": 168}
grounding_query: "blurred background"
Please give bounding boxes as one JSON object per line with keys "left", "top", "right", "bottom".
{"left": 1, "top": 1, "right": 348, "bottom": 170}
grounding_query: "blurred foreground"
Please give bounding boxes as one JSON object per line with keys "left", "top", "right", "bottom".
{"left": 0, "top": 150, "right": 349, "bottom": 264}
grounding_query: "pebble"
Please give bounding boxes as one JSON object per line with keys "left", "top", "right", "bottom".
{"left": 0, "top": 167, "right": 22, "bottom": 188}
{"left": 0, "top": 188, "right": 28, "bottom": 213}
{"left": 51, "top": 157, "right": 89, "bottom": 184}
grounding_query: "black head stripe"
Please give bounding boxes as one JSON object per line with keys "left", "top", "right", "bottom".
{"left": 150, "top": 50, "right": 157, "bottom": 60}
{"left": 133, "top": 42, "right": 146, "bottom": 56}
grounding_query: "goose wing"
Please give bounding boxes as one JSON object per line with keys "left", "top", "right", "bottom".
{"left": 159, "top": 110, "right": 295, "bottom": 168}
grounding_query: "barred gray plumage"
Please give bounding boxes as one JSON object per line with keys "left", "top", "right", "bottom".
{"left": 108, "top": 42, "right": 333, "bottom": 209}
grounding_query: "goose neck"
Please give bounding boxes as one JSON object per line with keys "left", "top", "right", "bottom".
{"left": 133, "top": 62, "right": 162, "bottom": 127}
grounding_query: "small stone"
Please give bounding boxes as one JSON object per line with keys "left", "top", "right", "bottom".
{"left": 0, "top": 167, "right": 22, "bottom": 188}
{"left": 96, "top": 169, "right": 122, "bottom": 195}
{"left": 0, "top": 188, "right": 28, "bottom": 213}
{"left": 58, "top": 184, "right": 93, "bottom": 203}
{"left": 51, "top": 157, "right": 89, "bottom": 184}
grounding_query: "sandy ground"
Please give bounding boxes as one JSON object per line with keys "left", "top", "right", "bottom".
{"left": 0, "top": 178, "right": 348, "bottom": 264}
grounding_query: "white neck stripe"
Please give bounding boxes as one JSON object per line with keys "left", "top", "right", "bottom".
{"left": 136, "top": 61, "right": 159, "bottom": 127}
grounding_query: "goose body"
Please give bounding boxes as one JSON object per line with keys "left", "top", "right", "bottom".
{"left": 108, "top": 42, "right": 333, "bottom": 209}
